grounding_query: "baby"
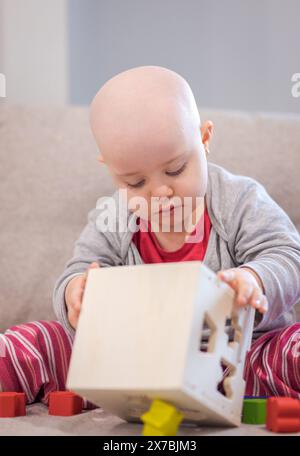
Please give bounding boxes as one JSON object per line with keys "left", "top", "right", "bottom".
{"left": 60, "top": 65, "right": 297, "bottom": 333}
{"left": 63, "top": 65, "right": 271, "bottom": 331}
{"left": 1, "top": 66, "right": 300, "bottom": 403}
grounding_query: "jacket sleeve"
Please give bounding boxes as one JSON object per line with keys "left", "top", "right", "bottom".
{"left": 52, "top": 206, "right": 123, "bottom": 334}
{"left": 228, "top": 178, "right": 300, "bottom": 332}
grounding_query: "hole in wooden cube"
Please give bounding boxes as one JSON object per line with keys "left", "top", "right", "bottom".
{"left": 218, "top": 359, "right": 236, "bottom": 399}
{"left": 199, "top": 312, "right": 217, "bottom": 353}
{"left": 226, "top": 315, "right": 243, "bottom": 348}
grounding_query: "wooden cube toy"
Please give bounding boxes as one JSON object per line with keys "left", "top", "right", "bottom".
{"left": 67, "top": 261, "right": 255, "bottom": 426}
{"left": 0, "top": 392, "right": 26, "bottom": 417}
{"left": 48, "top": 391, "right": 83, "bottom": 416}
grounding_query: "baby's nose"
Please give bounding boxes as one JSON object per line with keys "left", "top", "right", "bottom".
{"left": 151, "top": 184, "right": 173, "bottom": 199}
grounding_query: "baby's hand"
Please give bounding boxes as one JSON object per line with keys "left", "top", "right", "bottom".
{"left": 65, "top": 262, "right": 100, "bottom": 329}
{"left": 217, "top": 267, "right": 268, "bottom": 314}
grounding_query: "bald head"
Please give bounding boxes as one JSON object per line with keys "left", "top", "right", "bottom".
{"left": 89, "top": 66, "right": 201, "bottom": 167}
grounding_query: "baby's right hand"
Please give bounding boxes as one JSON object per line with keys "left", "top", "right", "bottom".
{"left": 65, "top": 261, "right": 100, "bottom": 329}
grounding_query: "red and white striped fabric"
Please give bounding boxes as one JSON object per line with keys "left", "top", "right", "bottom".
{"left": 0, "top": 320, "right": 300, "bottom": 404}
{"left": 244, "top": 323, "right": 300, "bottom": 398}
{"left": 0, "top": 321, "right": 73, "bottom": 404}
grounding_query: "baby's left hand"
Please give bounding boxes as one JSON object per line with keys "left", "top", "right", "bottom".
{"left": 217, "top": 267, "right": 268, "bottom": 314}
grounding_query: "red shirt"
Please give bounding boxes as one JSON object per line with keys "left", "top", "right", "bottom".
{"left": 132, "top": 208, "right": 211, "bottom": 263}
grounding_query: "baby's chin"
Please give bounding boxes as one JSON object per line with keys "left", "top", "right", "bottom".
{"left": 134, "top": 205, "right": 199, "bottom": 232}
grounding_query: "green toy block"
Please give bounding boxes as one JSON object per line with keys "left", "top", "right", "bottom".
{"left": 242, "top": 398, "right": 267, "bottom": 424}
{"left": 141, "top": 399, "right": 183, "bottom": 436}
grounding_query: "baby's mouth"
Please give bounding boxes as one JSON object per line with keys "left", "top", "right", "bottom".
{"left": 158, "top": 205, "right": 175, "bottom": 214}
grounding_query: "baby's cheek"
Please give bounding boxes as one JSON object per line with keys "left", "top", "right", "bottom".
{"left": 182, "top": 160, "right": 206, "bottom": 194}
{"left": 177, "top": 177, "right": 206, "bottom": 206}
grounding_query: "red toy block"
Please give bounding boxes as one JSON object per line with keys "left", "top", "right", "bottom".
{"left": 48, "top": 391, "right": 83, "bottom": 416}
{"left": 266, "top": 397, "right": 300, "bottom": 433}
{"left": 15, "top": 393, "right": 26, "bottom": 416}
{"left": 0, "top": 392, "right": 26, "bottom": 417}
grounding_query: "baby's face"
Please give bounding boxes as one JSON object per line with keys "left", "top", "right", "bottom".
{"left": 107, "top": 125, "right": 207, "bottom": 230}
{"left": 90, "top": 66, "right": 208, "bottom": 231}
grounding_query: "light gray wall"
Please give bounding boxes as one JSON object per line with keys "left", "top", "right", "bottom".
{"left": 0, "top": 0, "right": 68, "bottom": 105}
{"left": 1, "top": 0, "right": 299, "bottom": 111}
{"left": 69, "top": 0, "right": 300, "bottom": 114}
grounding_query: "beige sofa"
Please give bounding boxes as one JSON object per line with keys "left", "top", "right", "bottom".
{"left": 0, "top": 104, "right": 299, "bottom": 435}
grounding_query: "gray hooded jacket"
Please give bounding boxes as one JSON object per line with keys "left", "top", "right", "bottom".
{"left": 53, "top": 162, "right": 300, "bottom": 339}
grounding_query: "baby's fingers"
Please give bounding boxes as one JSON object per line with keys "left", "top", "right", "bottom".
{"left": 84, "top": 261, "right": 101, "bottom": 279}
{"left": 255, "top": 295, "right": 268, "bottom": 314}
{"left": 70, "top": 287, "right": 84, "bottom": 312}
{"left": 68, "top": 307, "right": 80, "bottom": 329}
{"left": 68, "top": 283, "right": 87, "bottom": 329}
{"left": 235, "top": 283, "right": 255, "bottom": 307}
{"left": 244, "top": 284, "right": 268, "bottom": 314}
{"left": 72, "top": 262, "right": 100, "bottom": 307}
{"left": 88, "top": 261, "right": 100, "bottom": 270}
{"left": 217, "top": 270, "right": 238, "bottom": 291}
{"left": 247, "top": 287, "right": 262, "bottom": 312}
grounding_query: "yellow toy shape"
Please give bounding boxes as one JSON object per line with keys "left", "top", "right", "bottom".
{"left": 141, "top": 399, "right": 183, "bottom": 436}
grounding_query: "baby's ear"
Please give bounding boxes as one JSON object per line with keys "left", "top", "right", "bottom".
{"left": 201, "top": 120, "right": 214, "bottom": 146}
{"left": 97, "top": 154, "right": 105, "bottom": 164}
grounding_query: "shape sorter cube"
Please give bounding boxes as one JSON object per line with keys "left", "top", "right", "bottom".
{"left": 67, "top": 261, "right": 255, "bottom": 427}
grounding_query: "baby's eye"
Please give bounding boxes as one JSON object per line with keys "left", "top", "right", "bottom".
{"left": 127, "top": 179, "right": 145, "bottom": 189}
{"left": 126, "top": 162, "right": 187, "bottom": 188}
{"left": 166, "top": 162, "right": 187, "bottom": 176}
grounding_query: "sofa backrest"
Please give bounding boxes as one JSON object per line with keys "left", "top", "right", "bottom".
{"left": 0, "top": 105, "right": 299, "bottom": 331}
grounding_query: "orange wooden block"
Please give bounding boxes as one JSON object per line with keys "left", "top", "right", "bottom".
{"left": 48, "top": 391, "right": 83, "bottom": 416}
{"left": 0, "top": 392, "right": 26, "bottom": 417}
{"left": 266, "top": 397, "right": 300, "bottom": 433}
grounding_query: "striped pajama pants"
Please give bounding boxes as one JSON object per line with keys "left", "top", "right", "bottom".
{"left": 0, "top": 320, "right": 300, "bottom": 404}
